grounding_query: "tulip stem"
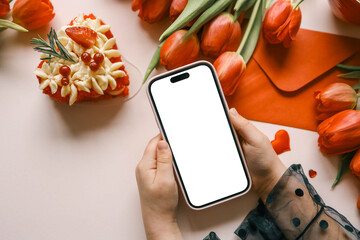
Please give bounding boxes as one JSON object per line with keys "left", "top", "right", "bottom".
{"left": 293, "top": 0, "right": 304, "bottom": 9}
{"left": 227, "top": 1, "right": 235, "bottom": 12}
{"left": 236, "top": 0, "right": 261, "bottom": 55}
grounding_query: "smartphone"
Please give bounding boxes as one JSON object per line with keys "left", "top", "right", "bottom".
{"left": 147, "top": 61, "right": 251, "bottom": 210}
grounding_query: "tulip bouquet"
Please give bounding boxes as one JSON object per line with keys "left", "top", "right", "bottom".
{"left": 314, "top": 78, "right": 360, "bottom": 208}
{"left": 133, "top": 0, "right": 304, "bottom": 96}
{"left": 0, "top": 0, "right": 55, "bottom": 32}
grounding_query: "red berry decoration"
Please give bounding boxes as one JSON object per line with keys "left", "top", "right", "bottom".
{"left": 89, "top": 61, "right": 99, "bottom": 71}
{"left": 93, "top": 53, "right": 104, "bottom": 64}
{"left": 59, "top": 65, "right": 71, "bottom": 77}
{"left": 61, "top": 77, "right": 69, "bottom": 86}
{"left": 81, "top": 52, "right": 91, "bottom": 64}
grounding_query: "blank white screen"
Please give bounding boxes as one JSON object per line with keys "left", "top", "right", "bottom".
{"left": 150, "top": 64, "right": 249, "bottom": 208}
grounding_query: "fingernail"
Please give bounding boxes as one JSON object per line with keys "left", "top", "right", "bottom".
{"left": 230, "top": 108, "right": 239, "bottom": 117}
{"left": 157, "top": 141, "right": 168, "bottom": 151}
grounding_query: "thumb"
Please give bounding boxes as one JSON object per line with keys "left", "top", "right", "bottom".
{"left": 229, "top": 108, "right": 264, "bottom": 145}
{"left": 156, "top": 140, "right": 174, "bottom": 182}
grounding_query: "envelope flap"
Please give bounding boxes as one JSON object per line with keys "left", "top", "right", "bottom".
{"left": 253, "top": 28, "right": 360, "bottom": 92}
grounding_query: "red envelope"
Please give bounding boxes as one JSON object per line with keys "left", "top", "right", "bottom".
{"left": 227, "top": 29, "right": 360, "bottom": 131}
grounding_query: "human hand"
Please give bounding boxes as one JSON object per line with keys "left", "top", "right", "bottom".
{"left": 136, "top": 135, "right": 182, "bottom": 240}
{"left": 229, "top": 108, "right": 287, "bottom": 201}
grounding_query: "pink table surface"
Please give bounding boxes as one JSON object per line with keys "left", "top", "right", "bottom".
{"left": 0, "top": 0, "right": 359, "bottom": 239}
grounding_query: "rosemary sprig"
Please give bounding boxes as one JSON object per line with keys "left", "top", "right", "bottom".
{"left": 30, "top": 28, "right": 76, "bottom": 64}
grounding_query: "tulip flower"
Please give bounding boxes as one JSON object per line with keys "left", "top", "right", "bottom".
{"left": 329, "top": 0, "right": 360, "bottom": 26}
{"left": 350, "top": 149, "right": 360, "bottom": 179}
{"left": 263, "top": 0, "right": 302, "bottom": 48}
{"left": 213, "top": 51, "right": 246, "bottom": 96}
{"left": 170, "top": 0, "right": 186, "bottom": 22}
{"left": 0, "top": 0, "right": 10, "bottom": 18}
{"left": 201, "top": 12, "right": 242, "bottom": 58}
{"left": 314, "top": 83, "right": 358, "bottom": 120}
{"left": 12, "top": 0, "right": 55, "bottom": 30}
{"left": 317, "top": 110, "right": 360, "bottom": 155}
{"left": 160, "top": 29, "right": 199, "bottom": 70}
{"left": 132, "top": 0, "right": 172, "bottom": 24}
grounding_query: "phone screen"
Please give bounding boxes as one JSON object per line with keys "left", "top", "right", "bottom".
{"left": 148, "top": 62, "right": 250, "bottom": 208}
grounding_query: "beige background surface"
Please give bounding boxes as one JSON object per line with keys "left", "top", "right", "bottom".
{"left": 0, "top": 0, "right": 359, "bottom": 239}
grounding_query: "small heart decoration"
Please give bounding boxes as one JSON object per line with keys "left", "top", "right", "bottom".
{"left": 271, "top": 130, "right": 291, "bottom": 155}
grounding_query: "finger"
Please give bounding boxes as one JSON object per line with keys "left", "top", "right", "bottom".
{"left": 143, "top": 134, "right": 161, "bottom": 159}
{"left": 229, "top": 108, "right": 264, "bottom": 145}
{"left": 155, "top": 140, "right": 175, "bottom": 183}
{"left": 140, "top": 134, "right": 161, "bottom": 171}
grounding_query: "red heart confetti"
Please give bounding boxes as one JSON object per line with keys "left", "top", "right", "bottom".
{"left": 309, "top": 169, "right": 317, "bottom": 178}
{"left": 271, "top": 130, "right": 291, "bottom": 155}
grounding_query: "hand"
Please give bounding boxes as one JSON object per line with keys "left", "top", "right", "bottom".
{"left": 229, "top": 108, "right": 287, "bottom": 201}
{"left": 136, "top": 135, "right": 183, "bottom": 240}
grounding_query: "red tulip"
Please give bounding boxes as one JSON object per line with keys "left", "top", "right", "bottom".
{"left": 328, "top": 0, "right": 360, "bottom": 26}
{"left": 0, "top": 0, "right": 10, "bottom": 18}
{"left": 169, "top": 0, "right": 195, "bottom": 27}
{"left": 357, "top": 194, "right": 360, "bottom": 210}
{"left": 170, "top": 0, "right": 186, "bottom": 22}
{"left": 160, "top": 29, "right": 200, "bottom": 70}
{"left": 132, "top": 0, "right": 172, "bottom": 24}
{"left": 213, "top": 51, "right": 246, "bottom": 96}
{"left": 201, "top": 13, "right": 242, "bottom": 58}
{"left": 317, "top": 110, "right": 360, "bottom": 155}
{"left": 263, "top": 0, "right": 302, "bottom": 48}
{"left": 12, "top": 0, "right": 55, "bottom": 30}
{"left": 350, "top": 149, "right": 360, "bottom": 179}
{"left": 314, "top": 83, "right": 358, "bottom": 120}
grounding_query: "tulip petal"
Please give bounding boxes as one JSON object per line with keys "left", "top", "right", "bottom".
{"left": 317, "top": 110, "right": 360, "bottom": 155}
{"left": 185, "top": 0, "right": 234, "bottom": 39}
{"left": 12, "top": 0, "right": 55, "bottom": 30}
{"left": 160, "top": 0, "right": 215, "bottom": 41}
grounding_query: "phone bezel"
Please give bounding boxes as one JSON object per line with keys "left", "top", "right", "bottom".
{"left": 146, "top": 61, "right": 251, "bottom": 210}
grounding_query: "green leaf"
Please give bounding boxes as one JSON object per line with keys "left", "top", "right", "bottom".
{"left": 336, "top": 64, "right": 360, "bottom": 71}
{"left": 234, "top": 0, "right": 257, "bottom": 21}
{"left": 184, "top": 0, "right": 234, "bottom": 39}
{"left": 351, "top": 81, "right": 360, "bottom": 90}
{"left": 143, "top": 41, "right": 165, "bottom": 84}
{"left": 159, "top": 0, "right": 215, "bottom": 42}
{"left": 237, "top": 0, "right": 264, "bottom": 63}
{"left": 265, "top": 0, "right": 273, "bottom": 8}
{"left": 234, "top": 0, "right": 247, "bottom": 11}
{"left": 332, "top": 151, "right": 357, "bottom": 188}
{"left": 0, "top": 19, "right": 28, "bottom": 32}
{"left": 337, "top": 71, "right": 360, "bottom": 79}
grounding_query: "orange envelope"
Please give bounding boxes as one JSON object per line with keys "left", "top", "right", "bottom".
{"left": 227, "top": 29, "right": 360, "bottom": 131}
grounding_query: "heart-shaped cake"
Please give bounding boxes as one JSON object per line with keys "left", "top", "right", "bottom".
{"left": 34, "top": 13, "right": 130, "bottom": 105}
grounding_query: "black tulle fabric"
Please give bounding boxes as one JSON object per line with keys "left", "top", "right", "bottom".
{"left": 203, "top": 164, "right": 359, "bottom": 240}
